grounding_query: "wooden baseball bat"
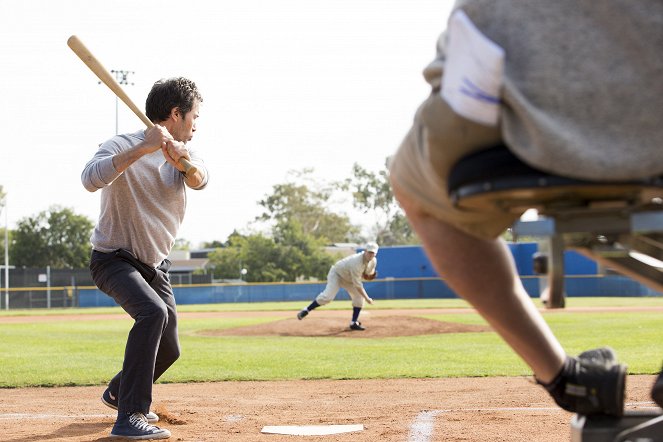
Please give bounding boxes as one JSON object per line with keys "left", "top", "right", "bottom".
{"left": 67, "top": 35, "right": 197, "bottom": 178}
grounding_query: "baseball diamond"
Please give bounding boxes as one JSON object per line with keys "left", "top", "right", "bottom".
{"left": 0, "top": 377, "right": 658, "bottom": 441}
{"left": 1, "top": 304, "right": 662, "bottom": 441}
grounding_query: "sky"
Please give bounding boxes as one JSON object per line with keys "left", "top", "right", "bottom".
{"left": 1, "top": 0, "right": 454, "bottom": 248}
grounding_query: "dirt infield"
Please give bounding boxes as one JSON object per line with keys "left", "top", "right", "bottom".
{"left": 204, "top": 314, "right": 492, "bottom": 338}
{"left": 0, "top": 376, "right": 658, "bottom": 441}
{"left": 0, "top": 307, "right": 660, "bottom": 441}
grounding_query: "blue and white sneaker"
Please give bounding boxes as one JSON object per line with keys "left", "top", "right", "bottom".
{"left": 102, "top": 388, "right": 159, "bottom": 423}
{"left": 111, "top": 412, "right": 170, "bottom": 440}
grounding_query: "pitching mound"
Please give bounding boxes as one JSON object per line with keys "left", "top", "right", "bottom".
{"left": 200, "top": 316, "right": 491, "bottom": 338}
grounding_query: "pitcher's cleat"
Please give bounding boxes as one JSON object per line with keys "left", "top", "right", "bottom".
{"left": 349, "top": 321, "right": 365, "bottom": 331}
{"left": 538, "top": 347, "right": 626, "bottom": 416}
{"left": 297, "top": 309, "right": 308, "bottom": 320}
{"left": 102, "top": 388, "right": 159, "bottom": 423}
{"left": 110, "top": 412, "right": 170, "bottom": 440}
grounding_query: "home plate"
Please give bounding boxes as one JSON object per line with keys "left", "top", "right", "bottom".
{"left": 261, "top": 424, "right": 364, "bottom": 435}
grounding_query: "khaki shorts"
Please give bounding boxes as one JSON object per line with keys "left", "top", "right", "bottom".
{"left": 389, "top": 91, "right": 520, "bottom": 240}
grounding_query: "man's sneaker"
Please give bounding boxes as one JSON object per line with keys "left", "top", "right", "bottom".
{"left": 110, "top": 412, "right": 170, "bottom": 440}
{"left": 537, "top": 347, "right": 626, "bottom": 416}
{"left": 297, "top": 309, "right": 308, "bottom": 320}
{"left": 102, "top": 388, "right": 159, "bottom": 423}
{"left": 349, "top": 321, "right": 365, "bottom": 331}
{"left": 650, "top": 363, "right": 663, "bottom": 408}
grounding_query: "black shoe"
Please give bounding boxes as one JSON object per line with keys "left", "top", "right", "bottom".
{"left": 651, "top": 366, "right": 663, "bottom": 408}
{"left": 578, "top": 347, "right": 618, "bottom": 366}
{"left": 110, "top": 412, "right": 170, "bottom": 439}
{"left": 538, "top": 347, "right": 626, "bottom": 416}
{"left": 102, "top": 388, "right": 159, "bottom": 423}
{"left": 297, "top": 309, "right": 308, "bottom": 320}
{"left": 349, "top": 321, "right": 365, "bottom": 331}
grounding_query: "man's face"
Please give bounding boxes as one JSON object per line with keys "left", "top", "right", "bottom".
{"left": 172, "top": 100, "right": 200, "bottom": 143}
{"left": 364, "top": 251, "right": 376, "bottom": 261}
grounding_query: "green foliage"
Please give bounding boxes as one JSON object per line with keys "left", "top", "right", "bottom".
{"left": 0, "top": 228, "right": 10, "bottom": 267}
{"left": 172, "top": 238, "right": 191, "bottom": 251}
{"left": 11, "top": 206, "right": 94, "bottom": 268}
{"left": 201, "top": 240, "right": 225, "bottom": 248}
{"left": 272, "top": 219, "right": 339, "bottom": 279}
{"left": 257, "top": 169, "right": 360, "bottom": 243}
{"left": 1, "top": 298, "right": 662, "bottom": 387}
{"left": 386, "top": 212, "right": 417, "bottom": 245}
{"left": 342, "top": 162, "right": 418, "bottom": 245}
{"left": 209, "top": 170, "right": 355, "bottom": 282}
{"left": 207, "top": 221, "right": 337, "bottom": 282}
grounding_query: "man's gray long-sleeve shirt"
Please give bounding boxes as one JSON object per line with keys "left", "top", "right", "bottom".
{"left": 81, "top": 129, "right": 208, "bottom": 267}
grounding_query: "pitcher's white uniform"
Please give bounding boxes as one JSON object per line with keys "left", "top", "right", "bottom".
{"left": 316, "top": 252, "right": 377, "bottom": 308}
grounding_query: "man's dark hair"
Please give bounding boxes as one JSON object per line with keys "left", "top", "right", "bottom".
{"left": 145, "top": 77, "right": 203, "bottom": 123}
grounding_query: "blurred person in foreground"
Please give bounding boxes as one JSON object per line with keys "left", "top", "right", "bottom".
{"left": 389, "top": 0, "right": 663, "bottom": 416}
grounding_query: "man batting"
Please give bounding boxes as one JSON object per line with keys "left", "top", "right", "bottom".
{"left": 82, "top": 77, "right": 208, "bottom": 440}
{"left": 297, "top": 242, "right": 379, "bottom": 330}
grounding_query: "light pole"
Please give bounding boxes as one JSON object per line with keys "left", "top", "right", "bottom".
{"left": 109, "top": 70, "right": 134, "bottom": 134}
{"left": 1, "top": 194, "right": 8, "bottom": 310}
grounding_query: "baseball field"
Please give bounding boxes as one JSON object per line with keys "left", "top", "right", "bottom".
{"left": 1, "top": 297, "right": 662, "bottom": 441}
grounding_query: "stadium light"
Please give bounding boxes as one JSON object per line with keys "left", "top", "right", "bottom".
{"left": 104, "top": 70, "right": 135, "bottom": 135}
{"left": 1, "top": 194, "right": 8, "bottom": 310}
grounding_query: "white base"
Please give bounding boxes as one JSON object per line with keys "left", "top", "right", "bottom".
{"left": 261, "top": 424, "right": 364, "bottom": 435}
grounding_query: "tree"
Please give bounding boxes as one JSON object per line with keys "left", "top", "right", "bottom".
{"left": 342, "top": 162, "right": 418, "bottom": 245}
{"left": 207, "top": 221, "right": 337, "bottom": 282}
{"left": 0, "top": 226, "right": 9, "bottom": 268}
{"left": 201, "top": 240, "right": 225, "bottom": 249}
{"left": 208, "top": 233, "right": 288, "bottom": 282}
{"left": 11, "top": 206, "right": 94, "bottom": 268}
{"left": 172, "top": 238, "right": 191, "bottom": 251}
{"left": 272, "top": 219, "right": 338, "bottom": 280}
{"left": 257, "top": 169, "right": 360, "bottom": 243}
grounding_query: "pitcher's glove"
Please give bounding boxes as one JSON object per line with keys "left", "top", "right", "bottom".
{"left": 362, "top": 271, "right": 377, "bottom": 281}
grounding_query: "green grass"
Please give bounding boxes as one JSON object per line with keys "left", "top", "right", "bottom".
{"left": 1, "top": 298, "right": 662, "bottom": 388}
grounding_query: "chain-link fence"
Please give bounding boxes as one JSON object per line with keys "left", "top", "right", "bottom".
{"left": 0, "top": 267, "right": 213, "bottom": 310}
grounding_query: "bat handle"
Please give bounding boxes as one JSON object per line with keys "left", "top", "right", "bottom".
{"left": 179, "top": 157, "right": 198, "bottom": 179}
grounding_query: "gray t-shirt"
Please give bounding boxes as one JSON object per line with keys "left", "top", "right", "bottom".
{"left": 431, "top": 0, "right": 663, "bottom": 180}
{"left": 81, "top": 130, "right": 208, "bottom": 267}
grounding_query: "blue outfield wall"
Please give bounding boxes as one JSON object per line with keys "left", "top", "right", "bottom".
{"left": 77, "top": 243, "right": 662, "bottom": 307}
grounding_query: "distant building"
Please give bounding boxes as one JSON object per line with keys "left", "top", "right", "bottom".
{"left": 167, "top": 249, "right": 211, "bottom": 284}
{"left": 190, "top": 248, "right": 218, "bottom": 259}
{"left": 323, "top": 242, "right": 360, "bottom": 258}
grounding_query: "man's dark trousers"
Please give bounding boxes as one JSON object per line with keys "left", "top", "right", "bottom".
{"left": 90, "top": 250, "right": 180, "bottom": 416}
